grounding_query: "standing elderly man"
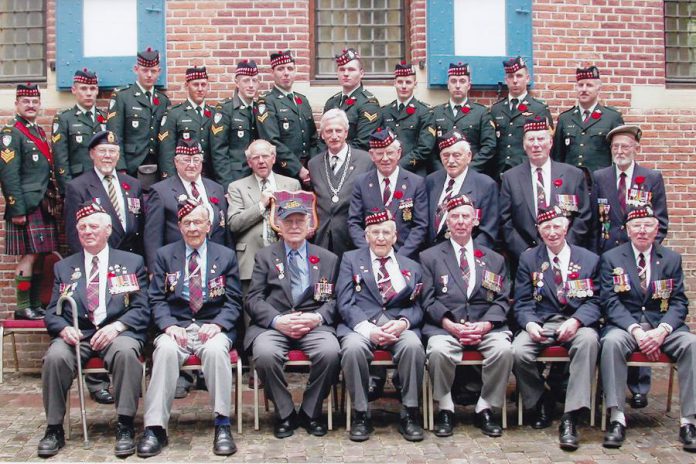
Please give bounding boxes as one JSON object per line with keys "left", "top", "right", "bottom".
{"left": 500, "top": 117, "right": 592, "bottom": 263}
{"left": 246, "top": 199, "right": 340, "bottom": 439}
{"left": 599, "top": 206, "right": 696, "bottom": 452}
{"left": 421, "top": 194, "right": 512, "bottom": 438}
{"left": 309, "top": 109, "right": 372, "bottom": 258}
{"left": 425, "top": 129, "right": 498, "bottom": 248}
{"left": 137, "top": 199, "right": 242, "bottom": 457}
{"left": 38, "top": 202, "right": 150, "bottom": 458}
{"left": 348, "top": 128, "right": 428, "bottom": 259}
{"left": 337, "top": 210, "right": 426, "bottom": 442}
{"left": 512, "top": 206, "right": 601, "bottom": 451}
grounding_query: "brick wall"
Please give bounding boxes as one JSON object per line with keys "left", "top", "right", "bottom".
{"left": 1, "top": 0, "right": 695, "bottom": 369}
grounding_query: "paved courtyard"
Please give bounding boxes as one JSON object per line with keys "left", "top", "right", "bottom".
{"left": 0, "top": 369, "right": 693, "bottom": 463}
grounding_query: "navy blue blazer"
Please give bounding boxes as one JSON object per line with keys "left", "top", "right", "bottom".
{"left": 144, "top": 175, "right": 228, "bottom": 271}
{"left": 600, "top": 243, "right": 688, "bottom": 333}
{"left": 420, "top": 241, "right": 510, "bottom": 340}
{"left": 348, "top": 168, "right": 428, "bottom": 259}
{"left": 64, "top": 169, "right": 143, "bottom": 255}
{"left": 424, "top": 168, "right": 499, "bottom": 248}
{"left": 45, "top": 248, "right": 150, "bottom": 343}
{"left": 500, "top": 160, "right": 592, "bottom": 260}
{"left": 149, "top": 240, "right": 242, "bottom": 344}
{"left": 336, "top": 248, "right": 424, "bottom": 338}
{"left": 591, "top": 163, "right": 668, "bottom": 253}
{"left": 514, "top": 243, "right": 601, "bottom": 329}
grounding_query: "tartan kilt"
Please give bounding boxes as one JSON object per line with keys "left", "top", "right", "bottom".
{"left": 5, "top": 205, "right": 58, "bottom": 255}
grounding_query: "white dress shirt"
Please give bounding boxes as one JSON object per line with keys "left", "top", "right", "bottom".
{"left": 95, "top": 169, "right": 126, "bottom": 229}
{"left": 377, "top": 167, "right": 400, "bottom": 206}
{"left": 530, "top": 159, "right": 552, "bottom": 213}
{"left": 450, "top": 238, "right": 476, "bottom": 297}
{"left": 547, "top": 242, "right": 571, "bottom": 281}
{"left": 84, "top": 246, "right": 110, "bottom": 326}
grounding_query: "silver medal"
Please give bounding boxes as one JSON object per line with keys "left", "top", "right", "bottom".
{"left": 331, "top": 195, "right": 339, "bottom": 203}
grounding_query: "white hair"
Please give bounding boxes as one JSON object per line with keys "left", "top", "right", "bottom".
{"left": 319, "top": 108, "right": 349, "bottom": 132}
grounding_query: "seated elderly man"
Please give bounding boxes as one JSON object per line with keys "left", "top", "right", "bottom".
{"left": 39, "top": 202, "right": 150, "bottom": 458}
{"left": 599, "top": 206, "right": 696, "bottom": 452}
{"left": 512, "top": 206, "right": 600, "bottom": 451}
{"left": 337, "top": 210, "right": 425, "bottom": 442}
{"left": 246, "top": 199, "right": 340, "bottom": 439}
{"left": 421, "top": 194, "right": 512, "bottom": 437}
{"left": 136, "top": 199, "right": 242, "bottom": 457}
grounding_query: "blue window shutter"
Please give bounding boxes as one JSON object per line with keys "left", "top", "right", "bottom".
{"left": 426, "top": 0, "right": 533, "bottom": 88}
{"left": 56, "top": 0, "right": 166, "bottom": 90}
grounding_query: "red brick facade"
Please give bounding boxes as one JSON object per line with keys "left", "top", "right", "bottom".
{"left": 1, "top": 0, "right": 694, "bottom": 368}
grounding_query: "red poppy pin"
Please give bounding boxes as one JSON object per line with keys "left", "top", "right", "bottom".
{"left": 309, "top": 255, "right": 320, "bottom": 265}
{"left": 591, "top": 110, "right": 601, "bottom": 119}
{"left": 393, "top": 191, "right": 404, "bottom": 200}
{"left": 97, "top": 114, "right": 106, "bottom": 123}
{"left": 517, "top": 103, "right": 528, "bottom": 112}
{"left": 204, "top": 109, "right": 212, "bottom": 118}
{"left": 462, "top": 105, "right": 471, "bottom": 114}
{"left": 345, "top": 97, "right": 356, "bottom": 106}
{"left": 371, "top": 207, "right": 380, "bottom": 212}
{"left": 294, "top": 96, "right": 303, "bottom": 105}
{"left": 635, "top": 176, "right": 646, "bottom": 185}
{"left": 474, "top": 249, "right": 484, "bottom": 259}
{"left": 401, "top": 269, "right": 411, "bottom": 279}
{"left": 153, "top": 97, "right": 160, "bottom": 106}
{"left": 108, "top": 272, "right": 117, "bottom": 279}
{"left": 569, "top": 272, "right": 579, "bottom": 280}
{"left": 553, "top": 179, "right": 563, "bottom": 187}
{"left": 16, "top": 280, "right": 30, "bottom": 291}
{"left": 209, "top": 196, "right": 219, "bottom": 205}
{"left": 122, "top": 182, "right": 130, "bottom": 191}
{"left": 406, "top": 106, "right": 416, "bottom": 115}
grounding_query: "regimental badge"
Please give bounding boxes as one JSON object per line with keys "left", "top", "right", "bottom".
{"left": 564, "top": 278, "right": 594, "bottom": 299}
{"left": 2, "top": 135, "right": 12, "bottom": 146}
{"left": 71, "top": 267, "right": 82, "bottom": 281}
{"left": 275, "top": 262, "right": 285, "bottom": 279}
{"left": 612, "top": 272, "right": 631, "bottom": 293}
{"left": 108, "top": 272, "right": 140, "bottom": 295}
{"left": 127, "top": 197, "right": 141, "bottom": 214}
{"left": 440, "top": 275, "right": 449, "bottom": 294}
{"left": 237, "top": 130, "right": 245, "bottom": 138}
{"left": 353, "top": 273, "right": 362, "bottom": 292}
{"left": 32, "top": 154, "right": 39, "bottom": 162}
{"left": 598, "top": 198, "right": 611, "bottom": 240}
{"left": 282, "top": 121, "right": 289, "bottom": 131}
{"left": 182, "top": 132, "right": 190, "bottom": 140}
{"left": 627, "top": 188, "right": 652, "bottom": 207}
{"left": 555, "top": 194, "right": 579, "bottom": 215}
{"left": 314, "top": 278, "right": 334, "bottom": 302}
{"left": 59, "top": 282, "right": 77, "bottom": 298}
{"left": 208, "top": 275, "right": 226, "bottom": 298}
{"left": 399, "top": 198, "right": 414, "bottom": 222}
{"left": 410, "top": 282, "right": 423, "bottom": 301}
{"left": 132, "top": 120, "right": 139, "bottom": 128}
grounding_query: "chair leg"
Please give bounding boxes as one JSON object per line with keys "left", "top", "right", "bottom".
{"left": 340, "top": 376, "right": 346, "bottom": 414}
{"left": 11, "top": 332, "right": 19, "bottom": 373}
{"left": 327, "top": 388, "right": 333, "bottom": 431}
{"left": 236, "top": 362, "right": 243, "bottom": 434}
{"left": 666, "top": 364, "right": 675, "bottom": 413}
{"left": 332, "top": 383, "right": 339, "bottom": 413}
{"left": 590, "top": 367, "right": 598, "bottom": 427}
{"left": 502, "top": 390, "right": 507, "bottom": 429}
{"left": 346, "top": 390, "right": 351, "bottom": 432}
{"left": 601, "top": 394, "right": 607, "bottom": 432}
{"left": 517, "top": 387, "right": 523, "bottom": 426}
{"left": 253, "top": 366, "right": 260, "bottom": 431}
{"left": 0, "top": 326, "right": 4, "bottom": 384}
{"left": 422, "top": 374, "right": 428, "bottom": 430}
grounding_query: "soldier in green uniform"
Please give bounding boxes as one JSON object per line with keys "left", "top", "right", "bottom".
{"left": 106, "top": 47, "right": 170, "bottom": 184}
{"left": 431, "top": 63, "right": 496, "bottom": 173}
{"left": 552, "top": 66, "right": 624, "bottom": 178}
{"left": 256, "top": 50, "right": 319, "bottom": 185}
{"left": 0, "top": 84, "right": 59, "bottom": 320}
{"left": 209, "top": 60, "right": 260, "bottom": 190}
{"left": 490, "top": 57, "right": 553, "bottom": 178}
{"left": 51, "top": 69, "right": 107, "bottom": 193}
{"left": 321, "top": 48, "right": 381, "bottom": 152}
{"left": 381, "top": 62, "right": 436, "bottom": 176}
{"left": 158, "top": 66, "right": 215, "bottom": 179}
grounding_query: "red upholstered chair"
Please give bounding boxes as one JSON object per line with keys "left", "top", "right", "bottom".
{"left": 517, "top": 345, "right": 598, "bottom": 427}
{"left": 0, "top": 319, "right": 48, "bottom": 383}
{"left": 252, "top": 349, "right": 335, "bottom": 431}
{"left": 600, "top": 351, "right": 676, "bottom": 431}
{"left": 424, "top": 350, "right": 508, "bottom": 430}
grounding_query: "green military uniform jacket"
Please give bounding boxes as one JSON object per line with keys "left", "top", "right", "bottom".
{"left": 157, "top": 99, "right": 215, "bottom": 179}
{"left": 490, "top": 94, "right": 553, "bottom": 176}
{"left": 552, "top": 103, "right": 624, "bottom": 173}
{"left": 431, "top": 100, "right": 496, "bottom": 173}
{"left": 209, "top": 93, "right": 258, "bottom": 189}
{"left": 321, "top": 85, "right": 381, "bottom": 152}
{"left": 381, "top": 97, "right": 436, "bottom": 176}
{"left": 106, "top": 83, "right": 170, "bottom": 176}
{"left": 51, "top": 105, "right": 107, "bottom": 193}
{"left": 0, "top": 116, "right": 51, "bottom": 218}
{"left": 256, "top": 87, "right": 319, "bottom": 178}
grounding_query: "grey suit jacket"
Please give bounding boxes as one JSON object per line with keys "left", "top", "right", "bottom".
{"left": 308, "top": 147, "right": 373, "bottom": 257}
{"left": 227, "top": 173, "right": 301, "bottom": 280}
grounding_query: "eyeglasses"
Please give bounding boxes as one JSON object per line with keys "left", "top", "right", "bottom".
{"left": 176, "top": 156, "right": 203, "bottom": 165}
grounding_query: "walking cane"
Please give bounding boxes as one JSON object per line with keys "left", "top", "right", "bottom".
{"left": 56, "top": 294, "right": 91, "bottom": 449}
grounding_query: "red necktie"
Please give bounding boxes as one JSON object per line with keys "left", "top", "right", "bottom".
{"left": 459, "top": 248, "right": 470, "bottom": 291}
{"left": 191, "top": 181, "right": 201, "bottom": 200}
{"left": 552, "top": 256, "right": 568, "bottom": 305}
{"left": 377, "top": 257, "right": 397, "bottom": 303}
{"left": 382, "top": 178, "right": 391, "bottom": 206}
{"left": 638, "top": 253, "right": 648, "bottom": 293}
{"left": 188, "top": 250, "right": 203, "bottom": 313}
{"left": 87, "top": 256, "right": 99, "bottom": 323}
{"left": 536, "top": 167, "right": 547, "bottom": 211}
{"left": 618, "top": 172, "right": 627, "bottom": 214}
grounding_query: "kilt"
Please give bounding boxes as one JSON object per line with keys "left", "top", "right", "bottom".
{"left": 5, "top": 206, "right": 58, "bottom": 255}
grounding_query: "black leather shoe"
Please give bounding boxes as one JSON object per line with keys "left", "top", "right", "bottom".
{"left": 474, "top": 409, "right": 502, "bottom": 437}
{"left": 32, "top": 306, "right": 46, "bottom": 317}
{"left": 298, "top": 410, "right": 328, "bottom": 437}
{"left": 273, "top": 411, "right": 298, "bottom": 439}
{"left": 679, "top": 424, "right": 696, "bottom": 452}
{"left": 558, "top": 415, "right": 579, "bottom": 451}
{"left": 349, "top": 411, "right": 372, "bottom": 442}
{"left": 433, "top": 410, "right": 455, "bottom": 437}
{"left": 629, "top": 393, "right": 648, "bottom": 409}
{"left": 90, "top": 388, "right": 115, "bottom": 404}
{"left": 114, "top": 422, "right": 136, "bottom": 457}
{"left": 603, "top": 421, "right": 626, "bottom": 449}
{"left": 37, "top": 426, "right": 64, "bottom": 458}
{"left": 213, "top": 425, "right": 237, "bottom": 456}
{"left": 367, "top": 374, "right": 386, "bottom": 402}
{"left": 530, "top": 394, "right": 552, "bottom": 429}
{"left": 399, "top": 408, "right": 424, "bottom": 442}
{"left": 14, "top": 307, "right": 44, "bottom": 320}
{"left": 136, "top": 427, "right": 168, "bottom": 458}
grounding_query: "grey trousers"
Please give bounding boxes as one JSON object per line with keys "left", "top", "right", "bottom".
{"left": 42, "top": 335, "right": 143, "bottom": 425}
{"left": 427, "top": 331, "right": 513, "bottom": 410}
{"left": 143, "top": 328, "right": 232, "bottom": 429}
{"left": 601, "top": 327, "right": 696, "bottom": 418}
{"left": 340, "top": 330, "right": 425, "bottom": 412}
{"left": 513, "top": 322, "right": 599, "bottom": 413}
{"left": 252, "top": 329, "right": 340, "bottom": 419}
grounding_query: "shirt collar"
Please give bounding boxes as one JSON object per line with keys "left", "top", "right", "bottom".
{"left": 377, "top": 166, "right": 400, "bottom": 186}
{"left": 508, "top": 92, "right": 528, "bottom": 104}
{"left": 76, "top": 103, "right": 95, "bottom": 115}
{"left": 185, "top": 240, "right": 207, "bottom": 259}
{"left": 342, "top": 85, "right": 361, "bottom": 98}
{"left": 284, "top": 241, "right": 307, "bottom": 258}
{"left": 237, "top": 93, "right": 253, "bottom": 108}
{"left": 178, "top": 173, "right": 202, "bottom": 188}
{"left": 615, "top": 161, "right": 635, "bottom": 179}
{"left": 254, "top": 171, "right": 275, "bottom": 186}
{"left": 450, "top": 237, "right": 474, "bottom": 258}
{"left": 85, "top": 245, "right": 110, "bottom": 268}
{"left": 530, "top": 158, "right": 552, "bottom": 174}
{"left": 547, "top": 242, "right": 571, "bottom": 263}
{"left": 370, "top": 248, "right": 397, "bottom": 264}
{"left": 397, "top": 96, "right": 414, "bottom": 107}
{"left": 274, "top": 85, "right": 293, "bottom": 97}
{"left": 187, "top": 98, "right": 206, "bottom": 109}
{"left": 94, "top": 168, "right": 117, "bottom": 183}
{"left": 136, "top": 81, "right": 153, "bottom": 95}
{"left": 447, "top": 168, "right": 468, "bottom": 185}
{"left": 449, "top": 98, "right": 468, "bottom": 108}
{"left": 328, "top": 144, "right": 349, "bottom": 159}
{"left": 578, "top": 102, "right": 598, "bottom": 115}
{"left": 631, "top": 243, "right": 653, "bottom": 262}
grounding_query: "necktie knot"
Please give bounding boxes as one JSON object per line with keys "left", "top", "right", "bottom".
{"left": 446, "top": 178, "right": 455, "bottom": 191}
{"left": 510, "top": 98, "right": 519, "bottom": 111}
{"left": 92, "top": 255, "right": 99, "bottom": 267}
{"left": 86, "top": 110, "right": 93, "bottom": 120}
{"left": 454, "top": 104, "right": 462, "bottom": 113}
